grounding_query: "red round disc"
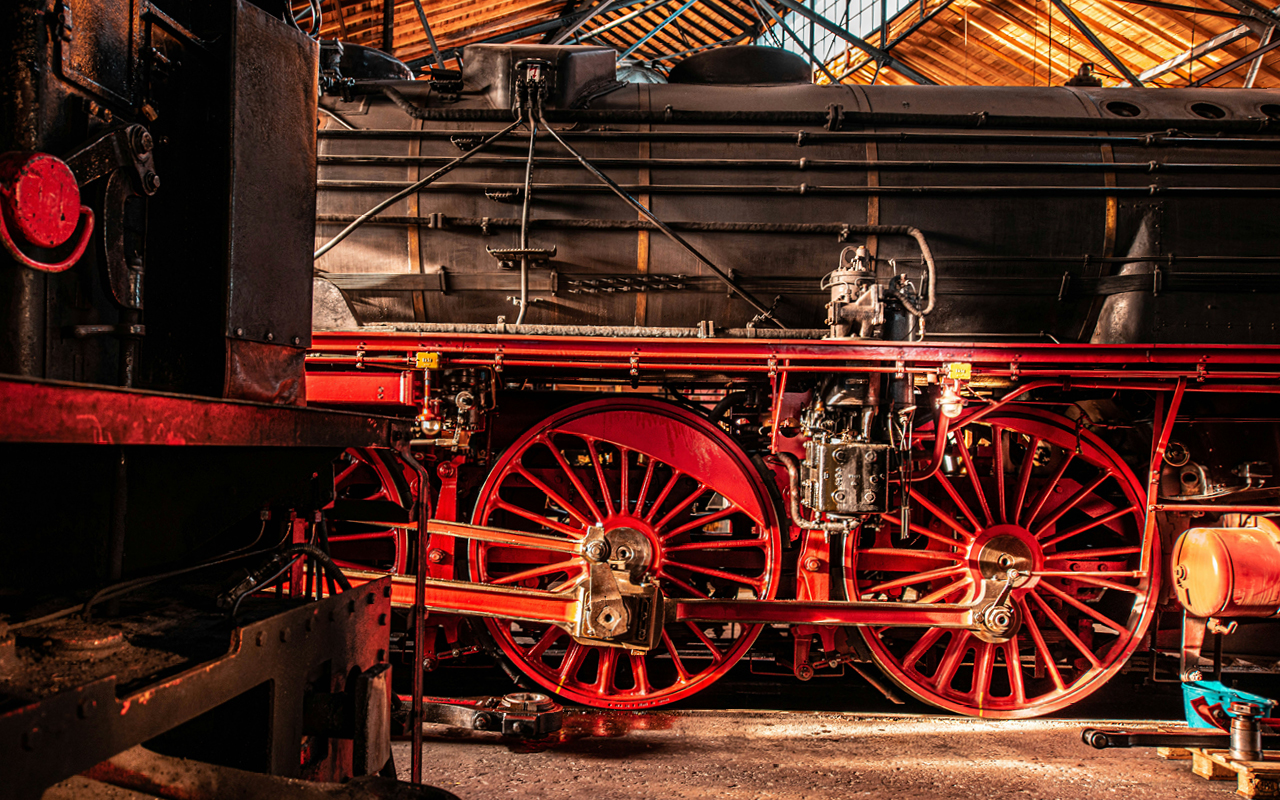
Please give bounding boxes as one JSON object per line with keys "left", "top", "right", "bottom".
{"left": 0, "top": 152, "right": 81, "bottom": 249}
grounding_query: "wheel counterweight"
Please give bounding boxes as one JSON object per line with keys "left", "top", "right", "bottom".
{"left": 470, "top": 398, "right": 782, "bottom": 709}
{"left": 845, "top": 406, "right": 1159, "bottom": 718}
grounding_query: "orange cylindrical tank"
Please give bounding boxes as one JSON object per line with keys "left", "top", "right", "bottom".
{"left": 1172, "top": 516, "right": 1280, "bottom": 618}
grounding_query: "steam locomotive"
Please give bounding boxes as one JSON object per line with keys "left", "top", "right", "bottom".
{"left": 6, "top": 3, "right": 1280, "bottom": 794}
{"left": 306, "top": 43, "right": 1280, "bottom": 718}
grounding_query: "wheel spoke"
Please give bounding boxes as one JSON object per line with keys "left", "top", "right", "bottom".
{"left": 1044, "top": 544, "right": 1141, "bottom": 562}
{"left": 863, "top": 564, "right": 968, "bottom": 596}
{"left": 1040, "top": 508, "right": 1135, "bottom": 550}
{"left": 493, "top": 498, "right": 583, "bottom": 538}
{"left": 334, "top": 460, "right": 360, "bottom": 486}
{"left": 971, "top": 641, "right": 995, "bottom": 703}
{"left": 662, "top": 631, "right": 691, "bottom": 681}
{"left": 644, "top": 470, "right": 684, "bottom": 524}
{"left": 631, "top": 653, "right": 653, "bottom": 695}
{"left": 664, "top": 559, "right": 764, "bottom": 593}
{"left": 857, "top": 548, "right": 964, "bottom": 562}
{"left": 1012, "top": 436, "right": 1041, "bottom": 524}
{"left": 932, "top": 630, "right": 971, "bottom": 690}
{"left": 1027, "top": 590, "right": 1102, "bottom": 669}
{"left": 1020, "top": 452, "right": 1074, "bottom": 528}
{"left": 1003, "top": 635, "right": 1026, "bottom": 704}
{"left": 514, "top": 465, "right": 594, "bottom": 528}
{"left": 665, "top": 537, "right": 768, "bottom": 553}
{"left": 1018, "top": 596, "right": 1066, "bottom": 691}
{"left": 1032, "top": 472, "right": 1113, "bottom": 538}
{"left": 993, "top": 426, "right": 1007, "bottom": 523}
{"left": 685, "top": 621, "right": 726, "bottom": 663}
{"left": 491, "top": 558, "right": 585, "bottom": 587}
{"left": 619, "top": 448, "right": 631, "bottom": 519}
{"left": 1037, "top": 580, "right": 1128, "bottom": 635}
{"left": 656, "top": 567, "right": 711, "bottom": 599}
{"left": 908, "top": 489, "right": 975, "bottom": 541}
{"left": 585, "top": 439, "right": 616, "bottom": 517}
{"left": 653, "top": 485, "right": 710, "bottom": 531}
{"left": 878, "top": 513, "right": 967, "bottom": 550}
{"left": 901, "top": 627, "right": 946, "bottom": 669}
{"left": 544, "top": 437, "right": 606, "bottom": 524}
{"left": 1057, "top": 572, "right": 1145, "bottom": 595}
{"left": 528, "top": 626, "right": 565, "bottom": 661}
{"left": 659, "top": 504, "right": 741, "bottom": 542}
{"left": 594, "top": 647, "right": 619, "bottom": 695}
{"left": 953, "top": 430, "right": 994, "bottom": 526}
{"left": 918, "top": 575, "right": 973, "bottom": 604}
{"left": 634, "top": 457, "right": 657, "bottom": 517}
{"left": 933, "top": 470, "right": 982, "bottom": 532}
{"left": 557, "top": 641, "right": 586, "bottom": 684}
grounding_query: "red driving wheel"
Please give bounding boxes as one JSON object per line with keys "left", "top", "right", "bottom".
{"left": 470, "top": 398, "right": 782, "bottom": 709}
{"left": 326, "top": 448, "right": 416, "bottom": 575}
{"left": 845, "top": 406, "right": 1158, "bottom": 718}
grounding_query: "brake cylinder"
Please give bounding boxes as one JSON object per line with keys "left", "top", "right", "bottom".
{"left": 1172, "top": 516, "right": 1280, "bottom": 618}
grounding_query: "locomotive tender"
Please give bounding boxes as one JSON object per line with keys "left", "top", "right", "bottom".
{"left": 308, "top": 42, "right": 1280, "bottom": 717}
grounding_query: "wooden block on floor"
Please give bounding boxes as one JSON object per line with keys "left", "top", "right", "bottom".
{"left": 1158, "top": 747, "right": 1192, "bottom": 760}
{"left": 1194, "top": 749, "right": 1239, "bottom": 780}
{"left": 1190, "top": 749, "right": 1280, "bottom": 798}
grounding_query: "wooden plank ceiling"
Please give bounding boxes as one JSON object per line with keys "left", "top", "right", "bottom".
{"left": 308, "top": 0, "right": 1280, "bottom": 87}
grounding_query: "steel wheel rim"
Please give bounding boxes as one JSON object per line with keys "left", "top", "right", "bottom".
{"left": 471, "top": 398, "right": 782, "bottom": 709}
{"left": 845, "top": 406, "right": 1159, "bottom": 718}
{"left": 327, "top": 448, "right": 415, "bottom": 575}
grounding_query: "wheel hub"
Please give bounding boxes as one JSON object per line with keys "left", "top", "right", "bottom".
{"left": 970, "top": 524, "right": 1042, "bottom": 589}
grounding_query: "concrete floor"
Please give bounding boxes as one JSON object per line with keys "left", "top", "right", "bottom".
{"left": 396, "top": 710, "right": 1232, "bottom": 800}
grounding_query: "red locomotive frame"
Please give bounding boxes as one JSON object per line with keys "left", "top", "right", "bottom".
{"left": 308, "top": 329, "right": 1280, "bottom": 717}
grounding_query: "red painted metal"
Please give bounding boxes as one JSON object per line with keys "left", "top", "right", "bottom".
{"left": 465, "top": 397, "right": 782, "bottom": 709}
{"left": 311, "top": 330, "right": 1280, "bottom": 373}
{"left": 0, "top": 375, "right": 414, "bottom": 447}
{"left": 306, "top": 371, "right": 420, "bottom": 407}
{"left": 326, "top": 449, "right": 414, "bottom": 575}
{"left": 1173, "top": 518, "right": 1280, "bottom": 618}
{"left": 0, "top": 151, "right": 94, "bottom": 272}
{"left": 845, "top": 406, "right": 1159, "bottom": 719}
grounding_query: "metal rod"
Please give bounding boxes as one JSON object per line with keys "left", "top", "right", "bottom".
{"left": 319, "top": 127, "right": 1280, "bottom": 147}
{"left": 771, "top": 0, "right": 937, "bottom": 84}
{"left": 515, "top": 115, "right": 538, "bottom": 325}
{"left": 549, "top": 0, "right": 624, "bottom": 44}
{"left": 1047, "top": 0, "right": 1144, "bottom": 86}
{"left": 619, "top": 0, "right": 700, "bottom": 59}
{"left": 1137, "top": 25, "right": 1248, "bottom": 83}
{"left": 539, "top": 113, "right": 785, "bottom": 326}
{"left": 1190, "top": 33, "right": 1280, "bottom": 86}
{"left": 1116, "top": 0, "right": 1246, "bottom": 19}
{"left": 751, "top": 0, "right": 841, "bottom": 83}
{"left": 409, "top": 0, "right": 446, "bottom": 70}
{"left": 577, "top": 0, "right": 675, "bottom": 41}
{"left": 839, "top": 0, "right": 959, "bottom": 80}
{"left": 313, "top": 119, "right": 522, "bottom": 260}
{"left": 318, "top": 153, "right": 1280, "bottom": 173}
{"left": 308, "top": 104, "right": 1280, "bottom": 133}
{"left": 1245, "top": 25, "right": 1275, "bottom": 86}
{"left": 318, "top": 178, "right": 1280, "bottom": 197}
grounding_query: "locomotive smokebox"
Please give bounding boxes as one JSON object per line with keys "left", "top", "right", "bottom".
{"left": 1173, "top": 517, "right": 1280, "bottom": 618}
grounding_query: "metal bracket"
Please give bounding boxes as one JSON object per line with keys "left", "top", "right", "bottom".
{"left": 414, "top": 692, "right": 563, "bottom": 739}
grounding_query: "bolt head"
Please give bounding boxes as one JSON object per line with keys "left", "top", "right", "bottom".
{"left": 427, "top": 548, "right": 446, "bottom": 564}
{"left": 803, "top": 557, "right": 822, "bottom": 572}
